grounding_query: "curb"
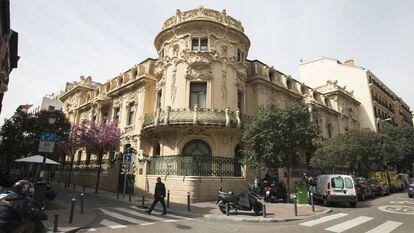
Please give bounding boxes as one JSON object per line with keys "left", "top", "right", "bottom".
{"left": 203, "top": 208, "right": 332, "bottom": 223}
{"left": 64, "top": 209, "right": 99, "bottom": 233}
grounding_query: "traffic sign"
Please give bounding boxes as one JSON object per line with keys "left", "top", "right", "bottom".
{"left": 40, "top": 133, "right": 57, "bottom": 142}
{"left": 123, "top": 153, "right": 132, "bottom": 164}
{"left": 38, "top": 141, "right": 55, "bottom": 153}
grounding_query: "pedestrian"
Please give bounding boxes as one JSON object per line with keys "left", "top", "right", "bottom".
{"left": 253, "top": 176, "right": 260, "bottom": 193}
{"left": 146, "top": 177, "right": 167, "bottom": 215}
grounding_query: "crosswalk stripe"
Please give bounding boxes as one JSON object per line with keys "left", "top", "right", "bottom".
{"left": 325, "top": 216, "right": 373, "bottom": 233}
{"left": 365, "top": 220, "right": 403, "bottom": 233}
{"left": 87, "top": 228, "right": 97, "bottom": 231}
{"left": 129, "top": 206, "right": 191, "bottom": 220}
{"left": 115, "top": 207, "right": 177, "bottom": 223}
{"left": 299, "top": 213, "right": 349, "bottom": 227}
{"left": 100, "top": 208, "right": 155, "bottom": 225}
{"left": 99, "top": 219, "right": 127, "bottom": 229}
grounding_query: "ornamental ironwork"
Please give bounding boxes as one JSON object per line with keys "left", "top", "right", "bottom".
{"left": 148, "top": 154, "right": 242, "bottom": 177}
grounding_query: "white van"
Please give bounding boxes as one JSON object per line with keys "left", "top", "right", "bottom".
{"left": 310, "top": 174, "right": 357, "bottom": 207}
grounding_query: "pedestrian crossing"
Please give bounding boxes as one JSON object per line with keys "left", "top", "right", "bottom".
{"left": 85, "top": 205, "right": 193, "bottom": 231}
{"left": 299, "top": 213, "right": 403, "bottom": 233}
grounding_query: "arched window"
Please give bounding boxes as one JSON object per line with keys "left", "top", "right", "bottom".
{"left": 286, "top": 79, "right": 292, "bottom": 89}
{"left": 182, "top": 139, "right": 211, "bottom": 155}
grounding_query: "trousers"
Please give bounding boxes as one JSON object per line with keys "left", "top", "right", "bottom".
{"left": 148, "top": 197, "right": 166, "bottom": 213}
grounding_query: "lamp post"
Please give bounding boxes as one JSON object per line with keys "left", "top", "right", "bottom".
{"left": 376, "top": 117, "right": 392, "bottom": 132}
{"left": 39, "top": 116, "right": 57, "bottom": 180}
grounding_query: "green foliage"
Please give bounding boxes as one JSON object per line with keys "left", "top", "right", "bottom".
{"left": 0, "top": 109, "right": 70, "bottom": 167}
{"left": 310, "top": 130, "right": 394, "bottom": 171}
{"left": 242, "top": 103, "right": 317, "bottom": 169}
{"left": 381, "top": 126, "right": 414, "bottom": 172}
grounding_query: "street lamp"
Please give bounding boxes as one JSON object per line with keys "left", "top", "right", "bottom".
{"left": 376, "top": 118, "right": 392, "bottom": 132}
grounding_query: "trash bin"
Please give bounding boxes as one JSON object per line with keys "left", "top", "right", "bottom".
{"left": 295, "top": 181, "right": 308, "bottom": 204}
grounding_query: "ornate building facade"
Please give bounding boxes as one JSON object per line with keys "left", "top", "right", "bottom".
{"left": 56, "top": 7, "right": 360, "bottom": 202}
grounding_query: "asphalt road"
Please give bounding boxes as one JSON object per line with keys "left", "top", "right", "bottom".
{"left": 78, "top": 191, "right": 414, "bottom": 233}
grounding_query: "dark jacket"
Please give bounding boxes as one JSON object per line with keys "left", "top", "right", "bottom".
{"left": 154, "top": 182, "right": 166, "bottom": 199}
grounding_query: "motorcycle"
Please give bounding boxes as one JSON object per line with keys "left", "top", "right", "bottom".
{"left": 262, "top": 179, "right": 287, "bottom": 203}
{"left": 217, "top": 187, "right": 263, "bottom": 215}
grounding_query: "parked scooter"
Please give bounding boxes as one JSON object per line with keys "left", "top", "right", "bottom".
{"left": 217, "top": 187, "right": 263, "bottom": 215}
{"left": 262, "top": 179, "right": 287, "bottom": 203}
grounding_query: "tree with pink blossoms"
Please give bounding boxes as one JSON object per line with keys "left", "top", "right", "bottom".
{"left": 77, "top": 120, "right": 120, "bottom": 194}
{"left": 56, "top": 124, "right": 83, "bottom": 187}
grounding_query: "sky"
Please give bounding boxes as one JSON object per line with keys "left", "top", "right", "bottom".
{"left": 2, "top": 0, "right": 413, "bottom": 122}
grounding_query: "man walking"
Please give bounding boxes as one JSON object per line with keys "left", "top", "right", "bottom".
{"left": 146, "top": 177, "right": 167, "bottom": 215}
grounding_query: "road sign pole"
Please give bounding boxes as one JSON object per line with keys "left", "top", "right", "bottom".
{"left": 123, "top": 167, "right": 127, "bottom": 199}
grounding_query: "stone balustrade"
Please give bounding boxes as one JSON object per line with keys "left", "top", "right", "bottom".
{"left": 142, "top": 106, "right": 242, "bottom": 130}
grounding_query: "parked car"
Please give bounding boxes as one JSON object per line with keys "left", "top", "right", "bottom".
{"left": 353, "top": 177, "right": 375, "bottom": 200}
{"left": 398, "top": 174, "right": 410, "bottom": 190}
{"left": 408, "top": 180, "right": 414, "bottom": 198}
{"left": 369, "top": 171, "right": 400, "bottom": 193}
{"left": 310, "top": 174, "right": 357, "bottom": 207}
{"left": 367, "top": 179, "right": 384, "bottom": 196}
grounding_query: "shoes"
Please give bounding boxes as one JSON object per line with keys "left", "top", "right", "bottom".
{"left": 145, "top": 210, "right": 151, "bottom": 215}
{"left": 161, "top": 212, "right": 167, "bottom": 215}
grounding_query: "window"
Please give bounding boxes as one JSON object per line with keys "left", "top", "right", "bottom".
{"left": 127, "top": 103, "right": 135, "bottom": 125}
{"left": 331, "top": 177, "right": 344, "bottom": 188}
{"left": 237, "top": 90, "right": 244, "bottom": 113}
{"left": 191, "top": 38, "right": 208, "bottom": 51}
{"left": 237, "top": 49, "right": 244, "bottom": 62}
{"left": 157, "top": 90, "right": 162, "bottom": 109}
{"left": 182, "top": 139, "right": 211, "bottom": 155}
{"left": 286, "top": 80, "right": 292, "bottom": 89}
{"left": 326, "top": 123, "right": 333, "bottom": 138}
{"left": 102, "top": 112, "right": 109, "bottom": 123}
{"left": 190, "top": 82, "right": 206, "bottom": 109}
{"left": 114, "top": 107, "right": 120, "bottom": 126}
{"left": 48, "top": 106, "right": 55, "bottom": 111}
{"left": 269, "top": 71, "right": 274, "bottom": 82}
{"left": 344, "top": 178, "right": 353, "bottom": 188}
{"left": 154, "top": 143, "right": 160, "bottom": 157}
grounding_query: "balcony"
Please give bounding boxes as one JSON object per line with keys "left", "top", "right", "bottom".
{"left": 142, "top": 107, "right": 243, "bottom": 130}
{"left": 148, "top": 154, "right": 243, "bottom": 177}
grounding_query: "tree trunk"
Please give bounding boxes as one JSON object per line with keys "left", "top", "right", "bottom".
{"left": 95, "top": 149, "right": 104, "bottom": 194}
{"left": 287, "top": 167, "right": 291, "bottom": 203}
{"left": 66, "top": 153, "right": 75, "bottom": 187}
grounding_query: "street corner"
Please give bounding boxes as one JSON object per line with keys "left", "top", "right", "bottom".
{"left": 202, "top": 205, "right": 332, "bottom": 223}
{"left": 43, "top": 208, "right": 99, "bottom": 233}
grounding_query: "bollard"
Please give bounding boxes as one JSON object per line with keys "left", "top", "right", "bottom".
{"left": 225, "top": 202, "right": 229, "bottom": 216}
{"left": 80, "top": 193, "right": 84, "bottom": 214}
{"left": 142, "top": 196, "right": 145, "bottom": 207}
{"left": 53, "top": 213, "right": 59, "bottom": 232}
{"left": 73, "top": 184, "right": 75, "bottom": 191}
{"left": 293, "top": 195, "right": 298, "bottom": 216}
{"left": 311, "top": 192, "right": 315, "bottom": 212}
{"left": 83, "top": 186, "right": 86, "bottom": 193}
{"left": 167, "top": 190, "right": 170, "bottom": 208}
{"left": 116, "top": 190, "right": 119, "bottom": 199}
{"left": 187, "top": 192, "right": 190, "bottom": 211}
{"left": 129, "top": 193, "right": 131, "bottom": 202}
{"left": 69, "top": 197, "right": 75, "bottom": 223}
{"left": 262, "top": 204, "right": 266, "bottom": 218}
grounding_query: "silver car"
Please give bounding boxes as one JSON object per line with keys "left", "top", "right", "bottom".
{"left": 408, "top": 180, "right": 414, "bottom": 198}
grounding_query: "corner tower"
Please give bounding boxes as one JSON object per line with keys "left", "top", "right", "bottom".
{"left": 153, "top": 7, "right": 250, "bottom": 110}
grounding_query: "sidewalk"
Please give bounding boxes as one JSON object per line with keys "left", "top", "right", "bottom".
{"left": 52, "top": 181, "right": 331, "bottom": 223}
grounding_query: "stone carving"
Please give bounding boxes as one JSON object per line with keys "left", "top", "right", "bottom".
{"left": 221, "top": 64, "right": 227, "bottom": 99}
{"left": 170, "top": 67, "right": 177, "bottom": 104}
{"left": 162, "top": 7, "right": 244, "bottom": 32}
{"left": 185, "top": 65, "right": 213, "bottom": 81}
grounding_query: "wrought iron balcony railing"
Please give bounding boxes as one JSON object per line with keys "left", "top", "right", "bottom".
{"left": 143, "top": 107, "right": 243, "bottom": 130}
{"left": 148, "top": 154, "right": 243, "bottom": 177}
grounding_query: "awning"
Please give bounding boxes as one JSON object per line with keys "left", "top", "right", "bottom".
{"left": 14, "top": 155, "right": 60, "bottom": 165}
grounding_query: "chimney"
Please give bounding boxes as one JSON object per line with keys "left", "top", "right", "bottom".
{"left": 344, "top": 59, "right": 355, "bottom": 66}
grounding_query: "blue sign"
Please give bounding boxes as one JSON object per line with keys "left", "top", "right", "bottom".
{"left": 123, "top": 153, "right": 132, "bottom": 164}
{"left": 40, "top": 133, "right": 57, "bottom": 142}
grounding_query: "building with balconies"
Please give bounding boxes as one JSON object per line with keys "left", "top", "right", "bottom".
{"left": 299, "top": 57, "right": 413, "bottom": 132}
{"left": 56, "top": 7, "right": 361, "bottom": 202}
{"left": 0, "top": 0, "right": 19, "bottom": 114}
